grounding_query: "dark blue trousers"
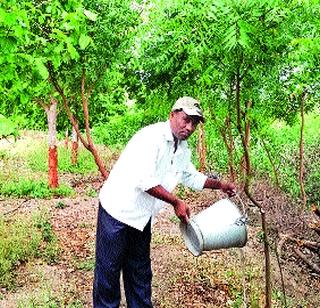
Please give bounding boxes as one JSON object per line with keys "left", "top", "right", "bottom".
{"left": 93, "top": 203, "right": 153, "bottom": 308}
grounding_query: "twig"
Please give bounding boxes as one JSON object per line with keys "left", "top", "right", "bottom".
{"left": 274, "top": 239, "right": 288, "bottom": 308}
{"left": 3, "top": 199, "right": 28, "bottom": 216}
{"left": 309, "top": 224, "right": 320, "bottom": 237}
{"left": 293, "top": 247, "right": 320, "bottom": 274}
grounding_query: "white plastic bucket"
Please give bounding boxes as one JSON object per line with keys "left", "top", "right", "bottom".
{"left": 180, "top": 198, "right": 247, "bottom": 256}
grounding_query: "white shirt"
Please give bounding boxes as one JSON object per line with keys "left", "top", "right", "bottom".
{"left": 99, "top": 121, "right": 207, "bottom": 231}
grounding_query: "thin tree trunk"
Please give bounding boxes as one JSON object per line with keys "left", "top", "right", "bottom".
{"left": 225, "top": 115, "right": 237, "bottom": 182}
{"left": 65, "top": 128, "right": 69, "bottom": 149}
{"left": 209, "top": 110, "right": 236, "bottom": 182}
{"left": 197, "top": 123, "right": 206, "bottom": 172}
{"left": 71, "top": 126, "right": 78, "bottom": 165}
{"left": 235, "top": 69, "right": 272, "bottom": 308}
{"left": 299, "top": 91, "right": 307, "bottom": 208}
{"left": 260, "top": 137, "right": 280, "bottom": 187}
{"left": 47, "top": 96, "right": 59, "bottom": 188}
{"left": 240, "top": 101, "right": 251, "bottom": 179}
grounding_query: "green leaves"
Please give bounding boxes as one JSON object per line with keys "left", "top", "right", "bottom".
{"left": 79, "top": 34, "right": 92, "bottom": 50}
{"left": 83, "top": 9, "right": 98, "bottom": 22}
{"left": 34, "top": 58, "right": 49, "bottom": 80}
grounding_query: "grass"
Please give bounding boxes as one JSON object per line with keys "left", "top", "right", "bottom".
{"left": 27, "top": 143, "right": 99, "bottom": 175}
{"left": 0, "top": 209, "right": 60, "bottom": 289}
{"left": 0, "top": 178, "right": 74, "bottom": 198}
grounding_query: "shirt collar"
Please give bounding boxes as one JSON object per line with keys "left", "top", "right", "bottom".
{"left": 164, "top": 120, "right": 174, "bottom": 142}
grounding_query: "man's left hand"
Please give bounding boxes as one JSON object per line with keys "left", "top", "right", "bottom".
{"left": 220, "top": 182, "right": 236, "bottom": 197}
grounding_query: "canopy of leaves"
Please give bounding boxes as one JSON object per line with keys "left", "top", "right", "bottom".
{"left": 0, "top": 0, "right": 143, "bottom": 129}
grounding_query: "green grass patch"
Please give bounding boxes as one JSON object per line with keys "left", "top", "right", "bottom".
{"left": 0, "top": 210, "right": 60, "bottom": 289}
{"left": 0, "top": 178, "right": 74, "bottom": 199}
{"left": 16, "top": 288, "right": 85, "bottom": 308}
{"left": 28, "top": 144, "right": 98, "bottom": 174}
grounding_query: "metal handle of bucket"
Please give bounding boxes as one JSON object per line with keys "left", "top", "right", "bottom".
{"left": 233, "top": 194, "right": 249, "bottom": 226}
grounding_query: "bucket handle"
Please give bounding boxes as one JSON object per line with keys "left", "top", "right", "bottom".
{"left": 233, "top": 193, "right": 249, "bottom": 226}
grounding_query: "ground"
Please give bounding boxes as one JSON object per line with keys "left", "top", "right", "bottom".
{"left": 0, "top": 133, "right": 319, "bottom": 307}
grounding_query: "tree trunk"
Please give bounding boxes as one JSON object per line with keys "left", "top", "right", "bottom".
{"left": 65, "top": 128, "right": 69, "bottom": 149}
{"left": 235, "top": 69, "right": 271, "bottom": 308}
{"left": 209, "top": 110, "right": 236, "bottom": 182}
{"left": 240, "top": 100, "right": 251, "bottom": 179}
{"left": 49, "top": 65, "right": 109, "bottom": 179}
{"left": 197, "top": 123, "right": 206, "bottom": 172}
{"left": 71, "top": 126, "right": 78, "bottom": 165}
{"left": 260, "top": 136, "right": 280, "bottom": 187}
{"left": 47, "top": 96, "right": 59, "bottom": 189}
{"left": 299, "top": 91, "right": 307, "bottom": 208}
{"left": 225, "top": 115, "right": 237, "bottom": 182}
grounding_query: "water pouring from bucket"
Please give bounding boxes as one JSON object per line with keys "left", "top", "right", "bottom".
{"left": 179, "top": 198, "right": 248, "bottom": 256}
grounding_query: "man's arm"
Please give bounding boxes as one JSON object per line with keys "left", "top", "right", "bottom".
{"left": 146, "top": 185, "right": 190, "bottom": 224}
{"left": 203, "top": 178, "right": 236, "bottom": 197}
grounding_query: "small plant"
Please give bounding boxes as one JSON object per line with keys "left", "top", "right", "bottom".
{"left": 55, "top": 200, "right": 68, "bottom": 209}
{"left": 87, "top": 188, "right": 98, "bottom": 197}
{"left": 17, "top": 289, "right": 62, "bottom": 308}
{"left": 33, "top": 211, "right": 60, "bottom": 264}
{"left": 75, "top": 257, "right": 95, "bottom": 271}
{"left": 169, "top": 215, "right": 180, "bottom": 224}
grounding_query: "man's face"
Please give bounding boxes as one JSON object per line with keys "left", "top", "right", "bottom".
{"left": 170, "top": 110, "right": 200, "bottom": 140}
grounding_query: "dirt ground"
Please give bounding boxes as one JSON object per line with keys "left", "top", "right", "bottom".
{"left": 0, "top": 133, "right": 319, "bottom": 307}
{"left": 1, "top": 180, "right": 319, "bottom": 307}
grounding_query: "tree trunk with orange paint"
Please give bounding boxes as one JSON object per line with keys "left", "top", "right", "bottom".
{"left": 47, "top": 96, "right": 59, "bottom": 188}
{"left": 71, "top": 126, "right": 78, "bottom": 165}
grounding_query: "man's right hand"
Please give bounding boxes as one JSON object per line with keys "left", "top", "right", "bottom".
{"left": 173, "top": 199, "right": 190, "bottom": 224}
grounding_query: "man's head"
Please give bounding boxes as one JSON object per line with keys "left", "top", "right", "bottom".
{"left": 170, "top": 97, "right": 204, "bottom": 140}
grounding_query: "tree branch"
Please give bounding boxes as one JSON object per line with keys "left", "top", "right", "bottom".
{"left": 47, "top": 63, "right": 90, "bottom": 150}
{"left": 293, "top": 247, "right": 320, "bottom": 274}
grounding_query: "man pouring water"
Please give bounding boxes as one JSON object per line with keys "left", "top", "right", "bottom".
{"left": 93, "top": 96, "right": 236, "bottom": 307}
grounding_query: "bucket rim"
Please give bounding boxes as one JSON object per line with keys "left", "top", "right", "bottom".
{"left": 180, "top": 219, "right": 204, "bottom": 256}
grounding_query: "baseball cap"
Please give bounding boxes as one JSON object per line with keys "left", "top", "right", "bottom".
{"left": 171, "top": 96, "right": 205, "bottom": 122}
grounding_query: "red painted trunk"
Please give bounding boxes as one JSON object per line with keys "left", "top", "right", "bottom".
{"left": 47, "top": 96, "right": 59, "bottom": 189}
{"left": 48, "top": 145, "right": 58, "bottom": 188}
{"left": 71, "top": 126, "right": 78, "bottom": 165}
{"left": 72, "top": 141, "right": 78, "bottom": 165}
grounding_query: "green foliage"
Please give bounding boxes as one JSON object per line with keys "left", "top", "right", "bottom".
{"left": 55, "top": 200, "right": 68, "bottom": 209}
{"left": 17, "top": 290, "right": 62, "bottom": 308}
{"left": 92, "top": 108, "right": 163, "bottom": 147}
{"left": 0, "top": 0, "right": 143, "bottom": 131}
{"left": 0, "top": 178, "right": 74, "bottom": 199}
{"left": 0, "top": 114, "right": 19, "bottom": 139}
{"left": 75, "top": 257, "right": 95, "bottom": 271}
{"left": 0, "top": 210, "right": 59, "bottom": 289}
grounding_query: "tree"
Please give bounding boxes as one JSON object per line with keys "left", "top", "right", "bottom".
{"left": 132, "top": 0, "right": 320, "bottom": 305}
{"left": 1, "top": 0, "right": 143, "bottom": 179}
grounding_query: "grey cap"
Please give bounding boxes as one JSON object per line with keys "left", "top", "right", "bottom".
{"left": 172, "top": 96, "right": 205, "bottom": 122}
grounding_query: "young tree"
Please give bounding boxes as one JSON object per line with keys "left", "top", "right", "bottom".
{"left": 1, "top": 0, "right": 143, "bottom": 180}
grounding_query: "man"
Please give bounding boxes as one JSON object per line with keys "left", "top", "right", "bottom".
{"left": 93, "top": 96, "right": 236, "bottom": 307}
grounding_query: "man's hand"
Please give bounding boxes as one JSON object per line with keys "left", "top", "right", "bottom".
{"left": 220, "top": 182, "right": 236, "bottom": 197}
{"left": 146, "top": 185, "right": 191, "bottom": 224}
{"left": 173, "top": 199, "right": 190, "bottom": 224}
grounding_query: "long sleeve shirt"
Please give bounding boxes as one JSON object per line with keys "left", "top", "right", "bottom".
{"left": 99, "top": 121, "right": 207, "bottom": 231}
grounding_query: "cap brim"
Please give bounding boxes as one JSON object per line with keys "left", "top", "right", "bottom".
{"left": 183, "top": 108, "right": 205, "bottom": 122}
